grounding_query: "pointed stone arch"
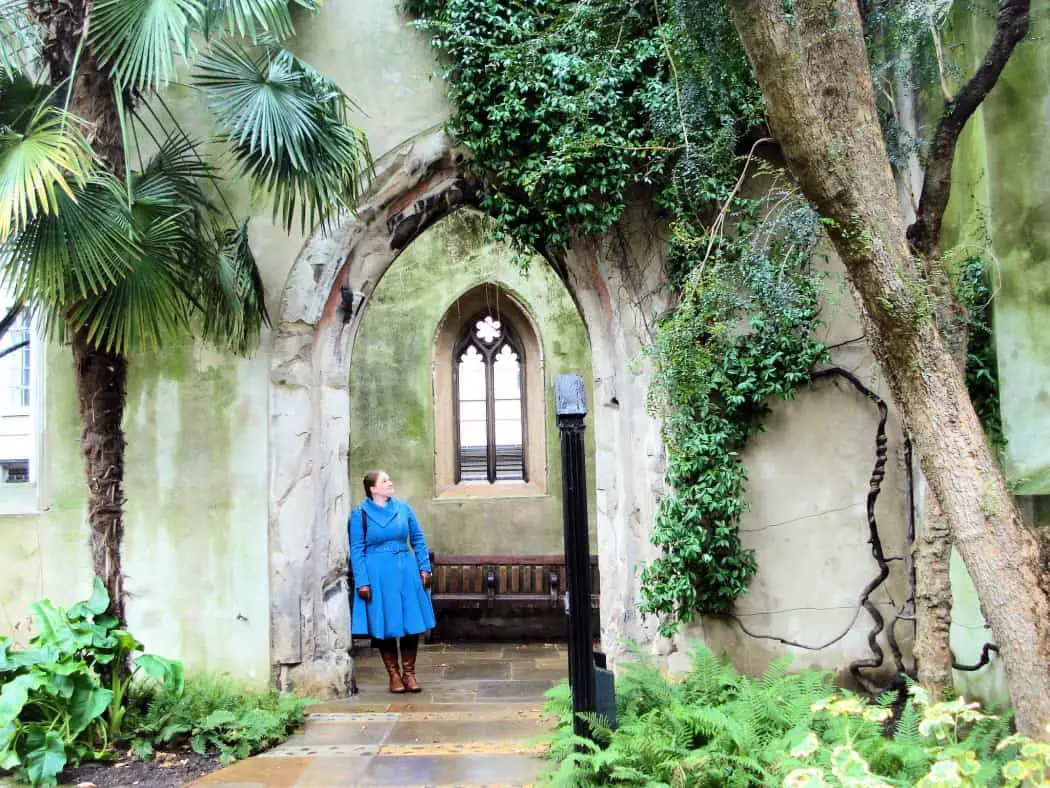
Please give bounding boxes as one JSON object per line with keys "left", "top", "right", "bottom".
{"left": 268, "top": 129, "right": 671, "bottom": 692}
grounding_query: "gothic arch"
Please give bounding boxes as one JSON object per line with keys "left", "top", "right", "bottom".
{"left": 268, "top": 129, "right": 671, "bottom": 693}
{"left": 432, "top": 283, "right": 547, "bottom": 495}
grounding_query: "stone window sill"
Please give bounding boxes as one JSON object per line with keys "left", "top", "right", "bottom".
{"left": 0, "top": 483, "right": 40, "bottom": 515}
{"left": 434, "top": 481, "right": 547, "bottom": 501}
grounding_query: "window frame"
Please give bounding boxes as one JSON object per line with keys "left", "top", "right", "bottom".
{"left": 451, "top": 311, "right": 529, "bottom": 484}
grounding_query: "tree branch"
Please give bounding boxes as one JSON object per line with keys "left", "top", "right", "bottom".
{"left": 0, "top": 340, "right": 29, "bottom": 361}
{"left": 0, "top": 304, "right": 22, "bottom": 344}
{"left": 908, "top": 0, "right": 1031, "bottom": 257}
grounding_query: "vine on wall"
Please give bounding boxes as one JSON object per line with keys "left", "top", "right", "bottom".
{"left": 407, "top": 0, "right": 827, "bottom": 632}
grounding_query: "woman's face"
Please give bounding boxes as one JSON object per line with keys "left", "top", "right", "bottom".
{"left": 374, "top": 471, "right": 396, "bottom": 498}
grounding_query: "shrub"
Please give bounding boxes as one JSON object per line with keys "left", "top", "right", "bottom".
{"left": 541, "top": 645, "right": 1044, "bottom": 787}
{"left": 126, "top": 673, "right": 308, "bottom": 765}
{"left": 0, "top": 579, "right": 181, "bottom": 787}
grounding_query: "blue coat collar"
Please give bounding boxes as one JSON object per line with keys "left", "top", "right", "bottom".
{"left": 362, "top": 497, "right": 400, "bottom": 524}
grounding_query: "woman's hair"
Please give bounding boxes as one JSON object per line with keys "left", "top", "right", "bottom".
{"left": 362, "top": 470, "right": 383, "bottom": 500}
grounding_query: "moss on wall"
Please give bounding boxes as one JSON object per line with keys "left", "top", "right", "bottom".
{"left": 981, "top": 11, "right": 1050, "bottom": 494}
{"left": 349, "top": 211, "right": 596, "bottom": 554}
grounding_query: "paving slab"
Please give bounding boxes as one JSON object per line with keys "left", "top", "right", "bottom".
{"left": 190, "top": 757, "right": 313, "bottom": 785}
{"left": 191, "top": 643, "right": 559, "bottom": 787}
{"left": 352, "top": 754, "right": 545, "bottom": 786}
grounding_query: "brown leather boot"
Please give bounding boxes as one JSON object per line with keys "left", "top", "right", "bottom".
{"left": 400, "top": 642, "right": 422, "bottom": 693}
{"left": 380, "top": 649, "right": 407, "bottom": 693}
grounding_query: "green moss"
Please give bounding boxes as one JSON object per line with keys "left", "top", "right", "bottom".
{"left": 348, "top": 211, "right": 595, "bottom": 554}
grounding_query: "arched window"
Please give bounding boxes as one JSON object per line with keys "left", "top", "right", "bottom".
{"left": 453, "top": 313, "right": 527, "bottom": 483}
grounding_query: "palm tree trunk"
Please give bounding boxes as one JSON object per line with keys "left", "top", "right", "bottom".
{"left": 73, "top": 330, "right": 127, "bottom": 622}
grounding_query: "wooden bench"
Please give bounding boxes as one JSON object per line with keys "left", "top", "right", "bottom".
{"left": 428, "top": 553, "right": 599, "bottom": 641}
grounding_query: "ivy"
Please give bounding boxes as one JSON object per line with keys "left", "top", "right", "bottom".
{"left": 958, "top": 256, "right": 1005, "bottom": 457}
{"left": 407, "top": 0, "right": 826, "bottom": 631}
{"left": 640, "top": 198, "right": 827, "bottom": 631}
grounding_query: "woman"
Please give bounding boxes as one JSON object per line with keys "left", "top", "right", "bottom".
{"left": 348, "top": 470, "right": 436, "bottom": 693}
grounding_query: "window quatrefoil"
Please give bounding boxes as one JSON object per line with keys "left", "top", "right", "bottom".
{"left": 475, "top": 316, "right": 502, "bottom": 344}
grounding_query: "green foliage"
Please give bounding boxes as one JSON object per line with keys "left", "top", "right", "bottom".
{"left": 640, "top": 196, "right": 827, "bottom": 630}
{"left": 409, "top": 0, "right": 822, "bottom": 632}
{"left": 1, "top": 0, "right": 371, "bottom": 355}
{"left": 541, "top": 643, "right": 835, "bottom": 786}
{"left": 957, "top": 255, "right": 1005, "bottom": 457}
{"left": 125, "top": 674, "right": 307, "bottom": 765}
{"left": 407, "top": 0, "right": 761, "bottom": 253}
{"left": 0, "top": 578, "right": 182, "bottom": 787}
{"left": 541, "top": 645, "right": 1029, "bottom": 787}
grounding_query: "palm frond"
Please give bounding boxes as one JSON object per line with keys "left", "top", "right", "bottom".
{"left": 89, "top": 0, "right": 206, "bottom": 91}
{"left": 2, "top": 173, "right": 137, "bottom": 320}
{"left": 0, "top": 101, "right": 94, "bottom": 240}
{"left": 193, "top": 221, "right": 268, "bottom": 354}
{"left": 202, "top": 0, "right": 295, "bottom": 42}
{"left": 0, "top": 70, "right": 55, "bottom": 130}
{"left": 195, "top": 43, "right": 370, "bottom": 232}
{"left": 67, "top": 211, "right": 191, "bottom": 355}
{"left": 133, "top": 130, "right": 216, "bottom": 211}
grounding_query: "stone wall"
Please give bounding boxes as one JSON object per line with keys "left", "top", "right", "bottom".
{"left": 10, "top": 0, "right": 1040, "bottom": 705}
{"left": 348, "top": 212, "right": 596, "bottom": 556}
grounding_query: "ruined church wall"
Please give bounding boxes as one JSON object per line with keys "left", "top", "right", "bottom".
{"left": 0, "top": 0, "right": 448, "bottom": 683}
{"left": 347, "top": 214, "right": 597, "bottom": 556}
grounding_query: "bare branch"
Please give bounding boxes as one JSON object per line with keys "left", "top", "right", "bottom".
{"left": 0, "top": 303, "right": 22, "bottom": 344}
{"left": 908, "top": 0, "right": 1031, "bottom": 257}
{"left": 0, "top": 339, "right": 28, "bottom": 360}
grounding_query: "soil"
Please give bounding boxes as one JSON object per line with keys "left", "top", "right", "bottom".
{"left": 56, "top": 748, "right": 222, "bottom": 788}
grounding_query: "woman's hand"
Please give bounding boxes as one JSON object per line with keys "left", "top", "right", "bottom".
{"left": 420, "top": 571, "right": 432, "bottom": 589}
{"left": 357, "top": 585, "right": 372, "bottom": 602}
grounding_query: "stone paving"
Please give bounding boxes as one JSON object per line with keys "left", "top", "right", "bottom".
{"left": 188, "top": 643, "right": 564, "bottom": 787}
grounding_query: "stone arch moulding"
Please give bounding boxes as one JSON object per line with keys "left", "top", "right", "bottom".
{"left": 268, "top": 128, "right": 672, "bottom": 695}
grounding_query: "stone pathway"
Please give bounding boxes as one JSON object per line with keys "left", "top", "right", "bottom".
{"left": 188, "top": 643, "right": 563, "bottom": 787}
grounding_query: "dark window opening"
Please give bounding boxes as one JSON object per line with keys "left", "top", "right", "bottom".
{"left": 1, "top": 460, "right": 29, "bottom": 484}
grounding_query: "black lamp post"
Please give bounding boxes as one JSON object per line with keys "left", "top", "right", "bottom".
{"left": 554, "top": 373, "right": 596, "bottom": 740}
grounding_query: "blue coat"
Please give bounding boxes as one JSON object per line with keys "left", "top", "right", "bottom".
{"left": 348, "top": 497, "right": 436, "bottom": 639}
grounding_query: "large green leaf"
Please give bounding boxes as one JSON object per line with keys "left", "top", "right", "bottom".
{"left": 0, "top": 673, "right": 44, "bottom": 727}
{"left": 134, "top": 654, "right": 185, "bottom": 696}
{"left": 195, "top": 44, "right": 370, "bottom": 232}
{"left": 0, "top": 102, "right": 94, "bottom": 240}
{"left": 1, "top": 173, "right": 137, "bottom": 309}
{"left": 24, "top": 728, "right": 66, "bottom": 787}
{"left": 67, "top": 677, "right": 112, "bottom": 738}
{"left": 67, "top": 577, "right": 110, "bottom": 621}
{"left": 4, "top": 646, "right": 60, "bottom": 671}
{"left": 28, "top": 600, "right": 81, "bottom": 654}
{"left": 89, "top": 0, "right": 206, "bottom": 91}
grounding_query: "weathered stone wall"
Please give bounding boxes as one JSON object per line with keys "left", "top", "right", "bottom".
{"left": 348, "top": 213, "right": 596, "bottom": 555}
{"left": 14, "top": 0, "right": 1046, "bottom": 704}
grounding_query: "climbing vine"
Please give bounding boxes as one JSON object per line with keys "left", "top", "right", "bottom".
{"left": 641, "top": 197, "right": 827, "bottom": 630}
{"left": 407, "top": 0, "right": 826, "bottom": 631}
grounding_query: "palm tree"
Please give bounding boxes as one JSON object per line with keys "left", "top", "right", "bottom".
{"left": 0, "top": 0, "right": 370, "bottom": 622}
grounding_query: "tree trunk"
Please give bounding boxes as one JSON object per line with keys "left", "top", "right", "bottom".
{"left": 727, "top": 0, "right": 1050, "bottom": 737}
{"left": 73, "top": 330, "right": 127, "bottom": 622}
{"left": 913, "top": 495, "right": 954, "bottom": 692}
{"left": 41, "top": 2, "right": 131, "bottom": 622}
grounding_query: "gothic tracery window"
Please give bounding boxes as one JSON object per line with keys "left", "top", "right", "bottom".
{"left": 454, "top": 312, "right": 527, "bottom": 483}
